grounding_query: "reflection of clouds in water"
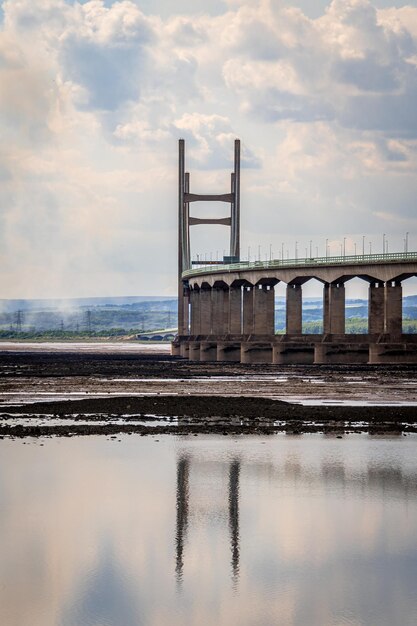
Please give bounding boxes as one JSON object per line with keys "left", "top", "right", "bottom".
{"left": 0, "top": 436, "right": 416, "bottom": 626}
{"left": 61, "top": 540, "right": 141, "bottom": 626}
{"left": 0, "top": 438, "right": 173, "bottom": 626}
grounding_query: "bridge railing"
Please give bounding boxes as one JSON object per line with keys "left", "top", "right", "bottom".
{"left": 182, "top": 251, "right": 417, "bottom": 278}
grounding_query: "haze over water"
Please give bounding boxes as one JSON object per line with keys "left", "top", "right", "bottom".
{"left": 1, "top": 433, "right": 416, "bottom": 626}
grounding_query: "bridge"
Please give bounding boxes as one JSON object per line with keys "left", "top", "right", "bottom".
{"left": 172, "top": 139, "right": 417, "bottom": 364}
{"left": 136, "top": 328, "right": 177, "bottom": 341}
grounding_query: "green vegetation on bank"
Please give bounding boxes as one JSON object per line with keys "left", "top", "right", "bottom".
{"left": 0, "top": 328, "right": 146, "bottom": 340}
{"left": 277, "top": 318, "right": 417, "bottom": 335}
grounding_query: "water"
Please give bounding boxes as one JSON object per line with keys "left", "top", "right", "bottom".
{"left": 0, "top": 434, "right": 416, "bottom": 626}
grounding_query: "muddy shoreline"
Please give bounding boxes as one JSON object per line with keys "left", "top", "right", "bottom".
{"left": 1, "top": 350, "right": 417, "bottom": 437}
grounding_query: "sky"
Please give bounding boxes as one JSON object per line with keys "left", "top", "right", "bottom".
{"left": 1, "top": 0, "right": 417, "bottom": 298}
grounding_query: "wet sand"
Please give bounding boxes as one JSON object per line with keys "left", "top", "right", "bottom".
{"left": 1, "top": 347, "right": 417, "bottom": 436}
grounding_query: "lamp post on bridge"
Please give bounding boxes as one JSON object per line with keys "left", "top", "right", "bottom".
{"left": 325, "top": 238, "right": 328, "bottom": 258}
{"left": 405, "top": 232, "right": 409, "bottom": 253}
{"left": 383, "top": 233, "right": 386, "bottom": 255}
{"left": 362, "top": 235, "right": 365, "bottom": 256}
{"left": 295, "top": 241, "right": 298, "bottom": 261}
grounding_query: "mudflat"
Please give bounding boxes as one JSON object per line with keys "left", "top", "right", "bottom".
{"left": 1, "top": 349, "right": 417, "bottom": 437}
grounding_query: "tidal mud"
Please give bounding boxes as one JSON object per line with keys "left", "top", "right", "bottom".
{"left": 1, "top": 349, "right": 417, "bottom": 437}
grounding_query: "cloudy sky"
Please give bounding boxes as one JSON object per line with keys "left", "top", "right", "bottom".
{"left": 1, "top": 0, "right": 417, "bottom": 298}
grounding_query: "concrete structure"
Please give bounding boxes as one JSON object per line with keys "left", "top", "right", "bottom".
{"left": 137, "top": 328, "right": 176, "bottom": 341}
{"left": 177, "top": 138, "right": 240, "bottom": 337}
{"left": 173, "top": 140, "right": 417, "bottom": 364}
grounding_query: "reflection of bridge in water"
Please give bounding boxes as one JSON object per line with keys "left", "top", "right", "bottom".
{"left": 175, "top": 456, "right": 240, "bottom": 586}
{"left": 174, "top": 446, "right": 417, "bottom": 587}
{"left": 172, "top": 139, "right": 417, "bottom": 364}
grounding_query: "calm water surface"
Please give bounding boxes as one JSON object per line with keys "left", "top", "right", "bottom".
{"left": 1, "top": 434, "right": 416, "bottom": 626}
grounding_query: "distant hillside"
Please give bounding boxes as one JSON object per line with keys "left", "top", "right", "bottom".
{"left": 0, "top": 296, "right": 176, "bottom": 313}
{"left": 0, "top": 294, "right": 416, "bottom": 336}
{"left": 0, "top": 297, "right": 177, "bottom": 334}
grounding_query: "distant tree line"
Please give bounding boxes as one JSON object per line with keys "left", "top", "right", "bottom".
{"left": 0, "top": 328, "right": 152, "bottom": 340}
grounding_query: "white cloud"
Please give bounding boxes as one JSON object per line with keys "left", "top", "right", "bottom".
{"left": 0, "top": 0, "right": 417, "bottom": 298}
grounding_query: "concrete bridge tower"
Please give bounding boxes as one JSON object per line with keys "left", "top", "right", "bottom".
{"left": 177, "top": 139, "right": 241, "bottom": 335}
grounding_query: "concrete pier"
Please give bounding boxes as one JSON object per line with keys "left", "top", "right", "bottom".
{"left": 369, "top": 283, "right": 384, "bottom": 334}
{"left": 189, "top": 341, "right": 201, "bottom": 361}
{"left": 229, "top": 287, "right": 242, "bottom": 334}
{"left": 286, "top": 284, "right": 302, "bottom": 334}
{"left": 315, "top": 342, "right": 369, "bottom": 364}
{"left": 242, "top": 287, "right": 254, "bottom": 334}
{"left": 385, "top": 282, "right": 402, "bottom": 338}
{"left": 369, "top": 341, "right": 417, "bottom": 364}
{"left": 200, "top": 341, "right": 217, "bottom": 362}
{"left": 200, "top": 289, "right": 212, "bottom": 335}
{"left": 212, "top": 288, "right": 226, "bottom": 335}
{"left": 217, "top": 341, "right": 241, "bottom": 362}
{"left": 323, "top": 283, "right": 345, "bottom": 334}
{"left": 179, "top": 341, "right": 189, "bottom": 358}
{"left": 273, "top": 341, "right": 314, "bottom": 364}
{"left": 190, "top": 288, "right": 200, "bottom": 335}
{"left": 240, "top": 341, "right": 272, "bottom": 364}
{"left": 253, "top": 286, "right": 275, "bottom": 335}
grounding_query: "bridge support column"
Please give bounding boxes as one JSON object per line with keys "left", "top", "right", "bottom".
{"left": 200, "top": 341, "right": 217, "bottom": 362}
{"left": 369, "top": 342, "right": 417, "bottom": 364}
{"left": 253, "top": 285, "right": 275, "bottom": 335}
{"left": 323, "top": 283, "right": 345, "bottom": 334}
{"left": 212, "top": 288, "right": 226, "bottom": 334}
{"left": 385, "top": 281, "right": 402, "bottom": 338}
{"left": 223, "top": 288, "right": 230, "bottom": 333}
{"left": 180, "top": 341, "right": 189, "bottom": 358}
{"left": 241, "top": 342, "right": 272, "bottom": 364}
{"left": 217, "top": 341, "right": 241, "bottom": 362}
{"left": 190, "top": 288, "right": 201, "bottom": 335}
{"left": 368, "top": 282, "right": 384, "bottom": 335}
{"left": 315, "top": 343, "right": 369, "bottom": 364}
{"left": 200, "top": 288, "right": 212, "bottom": 335}
{"left": 286, "top": 284, "right": 302, "bottom": 334}
{"left": 179, "top": 290, "right": 190, "bottom": 335}
{"left": 229, "top": 286, "right": 242, "bottom": 334}
{"left": 242, "top": 286, "right": 254, "bottom": 334}
{"left": 189, "top": 341, "right": 201, "bottom": 361}
{"left": 273, "top": 342, "right": 314, "bottom": 364}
